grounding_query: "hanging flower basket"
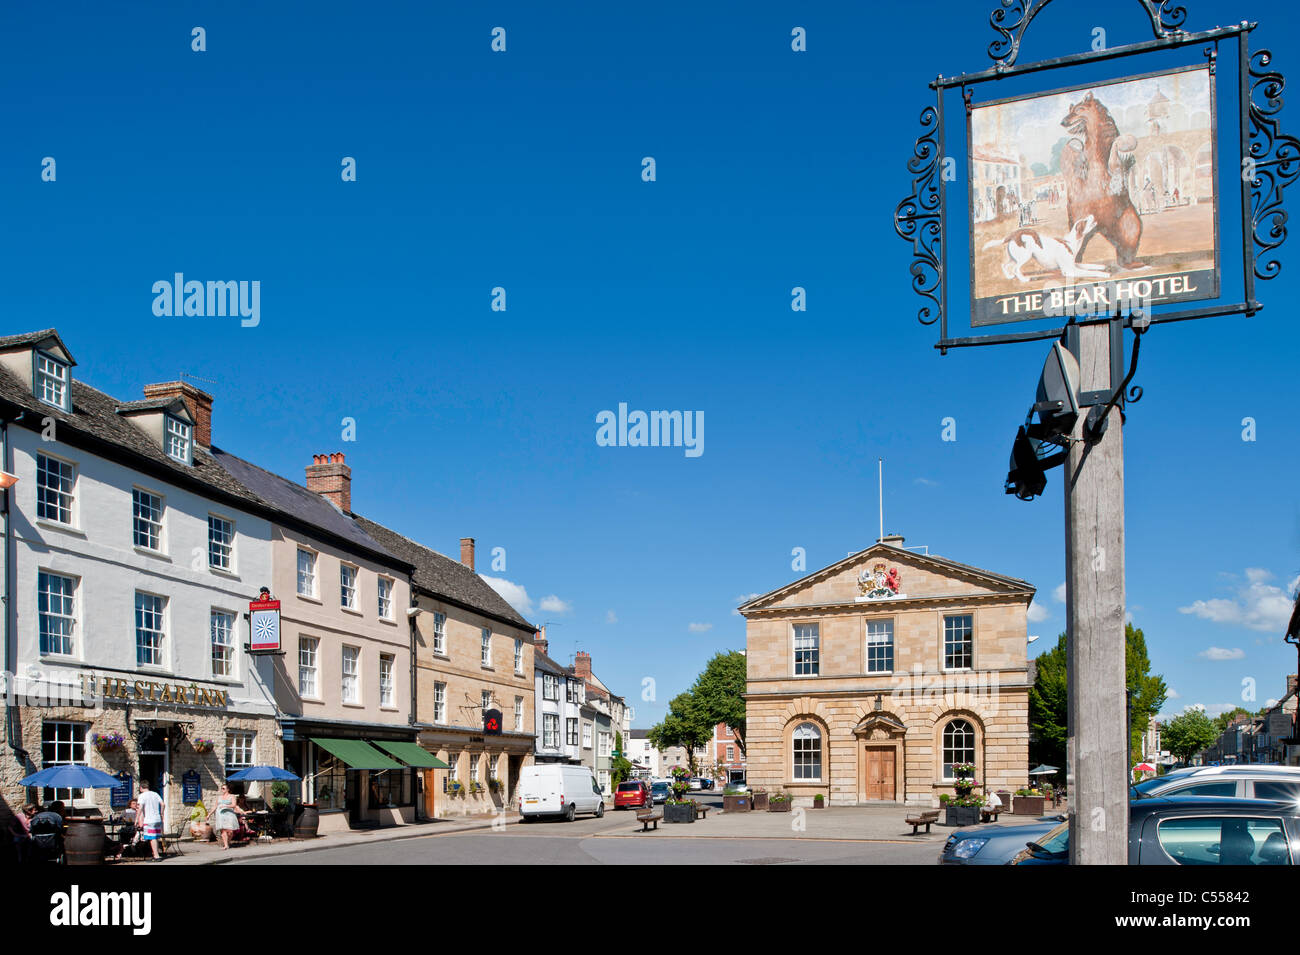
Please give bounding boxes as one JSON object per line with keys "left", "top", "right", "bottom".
{"left": 92, "top": 732, "right": 125, "bottom": 753}
{"left": 192, "top": 738, "right": 215, "bottom": 754}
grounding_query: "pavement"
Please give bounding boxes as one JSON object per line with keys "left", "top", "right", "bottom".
{"left": 145, "top": 801, "right": 1066, "bottom": 865}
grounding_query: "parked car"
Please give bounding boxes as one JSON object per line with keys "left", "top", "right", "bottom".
{"left": 650, "top": 781, "right": 672, "bottom": 804}
{"left": 518, "top": 765, "right": 605, "bottom": 821}
{"left": 723, "top": 777, "right": 750, "bottom": 795}
{"left": 687, "top": 777, "right": 704, "bottom": 791}
{"left": 614, "top": 780, "right": 651, "bottom": 810}
{"left": 1010, "top": 795, "right": 1300, "bottom": 865}
{"left": 938, "top": 814, "right": 1067, "bottom": 865}
{"left": 1131, "top": 764, "right": 1300, "bottom": 802}
{"left": 698, "top": 777, "right": 714, "bottom": 790}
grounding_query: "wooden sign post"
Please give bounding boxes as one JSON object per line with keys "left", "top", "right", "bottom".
{"left": 1063, "top": 321, "right": 1129, "bottom": 864}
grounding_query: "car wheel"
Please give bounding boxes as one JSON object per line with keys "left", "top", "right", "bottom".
{"left": 565, "top": 803, "right": 576, "bottom": 822}
{"left": 595, "top": 802, "right": 605, "bottom": 818}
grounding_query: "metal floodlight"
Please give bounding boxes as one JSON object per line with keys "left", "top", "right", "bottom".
{"left": 1004, "top": 425, "right": 1069, "bottom": 501}
{"left": 1030, "top": 342, "right": 1081, "bottom": 440}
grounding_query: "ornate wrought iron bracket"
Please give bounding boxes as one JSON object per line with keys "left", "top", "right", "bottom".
{"left": 989, "top": 0, "right": 1188, "bottom": 70}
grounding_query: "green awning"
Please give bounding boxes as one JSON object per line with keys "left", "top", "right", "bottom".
{"left": 310, "top": 737, "right": 404, "bottom": 770}
{"left": 374, "top": 741, "right": 448, "bottom": 769}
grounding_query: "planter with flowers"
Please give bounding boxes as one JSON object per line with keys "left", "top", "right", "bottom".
{"left": 192, "top": 737, "right": 215, "bottom": 755}
{"left": 664, "top": 797, "right": 697, "bottom": 824}
{"left": 768, "top": 791, "right": 792, "bottom": 812}
{"left": 1012, "top": 788, "right": 1046, "bottom": 816}
{"left": 92, "top": 732, "right": 125, "bottom": 754}
{"left": 751, "top": 788, "right": 769, "bottom": 811}
{"left": 447, "top": 778, "right": 464, "bottom": 795}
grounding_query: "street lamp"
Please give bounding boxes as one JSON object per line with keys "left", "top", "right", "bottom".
{"left": 0, "top": 471, "right": 18, "bottom": 490}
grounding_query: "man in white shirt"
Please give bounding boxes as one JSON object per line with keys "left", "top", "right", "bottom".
{"left": 136, "top": 779, "right": 166, "bottom": 860}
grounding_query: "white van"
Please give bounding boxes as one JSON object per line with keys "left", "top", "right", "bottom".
{"left": 517, "top": 764, "right": 605, "bottom": 821}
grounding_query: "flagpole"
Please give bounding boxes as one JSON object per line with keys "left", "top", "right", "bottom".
{"left": 878, "top": 458, "right": 884, "bottom": 542}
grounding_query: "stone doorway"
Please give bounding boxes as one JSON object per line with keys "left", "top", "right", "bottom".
{"left": 853, "top": 712, "right": 907, "bottom": 803}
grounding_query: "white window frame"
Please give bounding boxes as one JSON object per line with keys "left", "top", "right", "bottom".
{"left": 792, "top": 722, "right": 822, "bottom": 782}
{"left": 865, "top": 618, "right": 895, "bottom": 674}
{"left": 210, "top": 609, "right": 237, "bottom": 679}
{"left": 481, "top": 689, "right": 492, "bottom": 711}
{"left": 35, "top": 351, "right": 70, "bottom": 411}
{"left": 207, "top": 514, "right": 235, "bottom": 572}
{"left": 726, "top": 744, "right": 735, "bottom": 762}
{"left": 341, "top": 645, "right": 360, "bottom": 703}
{"left": 566, "top": 717, "right": 578, "bottom": 746}
{"left": 543, "top": 714, "right": 559, "bottom": 750}
{"left": 377, "top": 577, "right": 394, "bottom": 620}
{"left": 42, "top": 720, "right": 89, "bottom": 803}
{"left": 514, "top": 638, "right": 523, "bottom": 674}
{"left": 599, "top": 732, "right": 611, "bottom": 758}
{"left": 132, "top": 487, "right": 164, "bottom": 552}
{"left": 379, "top": 653, "right": 395, "bottom": 708}
{"left": 225, "top": 731, "right": 255, "bottom": 774}
{"left": 468, "top": 753, "right": 480, "bottom": 784}
{"left": 542, "top": 673, "right": 559, "bottom": 701}
{"left": 513, "top": 696, "right": 523, "bottom": 731}
{"left": 164, "top": 414, "right": 192, "bottom": 464}
{"left": 35, "top": 452, "right": 75, "bottom": 526}
{"left": 434, "top": 682, "right": 447, "bottom": 724}
{"left": 296, "top": 548, "right": 317, "bottom": 598}
{"left": 481, "top": 627, "right": 491, "bottom": 667}
{"left": 37, "top": 570, "right": 77, "bottom": 657}
{"left": 793, "top": 622, "right": 820, "bottom": 676}
{"left": 298, "top": 636, "right": 319, "bottom": 699}
{"left": 942, "top": 719, "right": 976, "bottom": 781}
{"left": 432, "top": 613, "right": 447, "bottom": 655}
{"left": 340, "top": 564, "right": 358, "bottom": 610}
{"left": 134, "top": 591, "right": 167, "bottom": 669}
{"left": 943, "top": 614, "right": 975, "bottom": 672}
{"left": 582, "top": 722, "right": 592, "bottom": 750}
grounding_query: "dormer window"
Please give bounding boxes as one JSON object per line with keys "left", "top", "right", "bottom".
{"left": 35, "top": 352, "right": 70, "bottom": 411}
{"left": 165, "top": 415, "right": 192, "bottom": 464}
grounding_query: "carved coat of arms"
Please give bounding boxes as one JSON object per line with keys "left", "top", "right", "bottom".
{"left": 857, "top": 562, "right": 902, "bottom": 600}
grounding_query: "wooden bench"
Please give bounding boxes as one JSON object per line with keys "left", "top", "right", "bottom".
{"left": 905, "top": 810, "right": 940, "bottom": 834}
{"left": 980, "top": 807, "right": 1002, "bottom": 823}
{"left": 636, "top": 809, "right": 663, "bottom": 832}
{"left": 695, "top": 805, "right": 710, "bottom": 820}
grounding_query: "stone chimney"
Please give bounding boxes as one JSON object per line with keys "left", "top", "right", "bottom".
{"left": 143, "top": 381, "right": 214, "bottom": 448}
{"left": 305, "top": 453, "right": 352, "bottom": 513}
{"left": 1288, "top": 674, "right": 1298, "bottom": 697}
{"left": 535, "top": 626, "right": 548, "bottom": 656}
{"left": 460, "top": 537, "right": 475, "bottom": 571}
{"left": 878, "top": 533, "right": 906, "bottom": 548}
{"left": 573, "top": 651, "right": 592, "bottom": 681}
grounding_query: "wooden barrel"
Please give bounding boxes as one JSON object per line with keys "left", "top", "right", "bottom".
{"left": 64, "top": 818, "right": 106, "bottom": 866}
{"left": 293, "top": 803, "right": 319, "bottom": 838}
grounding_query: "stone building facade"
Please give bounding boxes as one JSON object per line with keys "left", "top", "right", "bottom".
{"left": 741, "top": 536, "right": 1034, "bottom": 808}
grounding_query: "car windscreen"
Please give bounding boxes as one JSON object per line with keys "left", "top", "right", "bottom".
{"left": 616, "top": 783, "right": 642, "bottom": 792}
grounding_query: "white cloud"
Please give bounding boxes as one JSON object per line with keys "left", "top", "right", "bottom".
{"left": 605, "top": 610, "right": 618, "bottom": 624}
{"left": 688, "top": 622, "right": 713, "bottom": 633}
{"left": 539, "top": 595, "right": 572, "bottom": 614}
{"left": 913, "top": 477, "right": 940, "bottom": 487}
{"left": 480, "top": 576, "right": 533, "bottom": 615}
{"left": 1200, "top": 702, "right": 1243, "bottom": 718}
{"left": 1027, "top": 600, "right": 1049, "bottom": 623}
{"left": 1178, "top": 569, "right": 1296, "bottom": 632}
{"left": 1199, "top": 647, "right": 1245, "bottom": 661}
{"left": 1166, "top": 688, "right": 1180, "bottom": 699}
{"left": 1052, "top": 582, "right": 1067, "bottom": 604}
{"left": 733, "top": 593, "right": 762, "bottom": 615}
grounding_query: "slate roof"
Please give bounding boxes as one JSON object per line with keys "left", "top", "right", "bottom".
{"left": 211, "top": 449, "right": 406, "bottom": 570}
{"left": 0, "top": 328, "right": 75, "bottom": 362}
{"left": 533, "top": 650, "right": 569, "bottom": 676}
{"left": 352, "top": 514, "right": 535, "bottom": 633}
{"left": 0, "top": 366, "right": 265, "bottom": 510}
{"left": 115, "top": 397, "right": 187, "bottom": 415}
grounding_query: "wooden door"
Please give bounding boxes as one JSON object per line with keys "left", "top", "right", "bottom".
{"left": 863, "top": 746, "right": 896, "bottom": 801}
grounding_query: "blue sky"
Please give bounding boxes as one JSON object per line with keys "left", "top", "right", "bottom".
{"left": 3, "top": 0, "right": 1297, "bottom": 726}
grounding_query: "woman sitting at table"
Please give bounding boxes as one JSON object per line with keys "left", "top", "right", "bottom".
{"left": 209, "top": 784, "right": 248, "bottom": 850}
{"left": 113, "top": 800, "right": 141, "bottom": 860}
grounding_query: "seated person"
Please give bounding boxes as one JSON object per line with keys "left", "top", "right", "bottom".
{"left": 29, "top": 801, "right": 66, "bottom": 864}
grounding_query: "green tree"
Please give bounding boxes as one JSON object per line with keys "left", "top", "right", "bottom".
{"left": 1028, "top": 633, "right": 1068, "bottom": 770}
{"left": 647, "top": 692, "right": 712, "bottom": 775}
{"left": 1126, "top": 624, "right": 1168, "bottom": 760}
{"left": 1162, "top": 709, "right": 1218, "bottom": 763}
{"left": 610, "top": 731, "right": 633, "bottom": 787}
{"left": 688, "top": 650, "right": 747, "bottom": 755}
{"left": 1213, "top": 707, "right": 1251, "bottom": 735}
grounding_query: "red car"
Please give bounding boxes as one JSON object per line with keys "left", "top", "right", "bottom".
{"left": 614, "top": 780, "right": 651, "bottom": 810}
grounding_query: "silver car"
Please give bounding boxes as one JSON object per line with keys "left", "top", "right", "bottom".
{"left": 938, "top": 814, "right": 1067, "bottom": 864}
{"left": 1132, "top": 764, "right": 1300, "bottom": 802}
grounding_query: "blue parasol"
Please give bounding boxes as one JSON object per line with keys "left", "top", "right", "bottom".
{"left": 20, "top": 764, "right": 121, "bottom": 788}
{"left": 226, "top": 765, "right": 301, "bottom": 782}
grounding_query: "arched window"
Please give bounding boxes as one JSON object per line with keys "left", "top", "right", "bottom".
{"left": 942, "top": 719, "right": 975, "bottom": 779}
{"left": 792, "top": 722, "right": 822, "bottom": 781}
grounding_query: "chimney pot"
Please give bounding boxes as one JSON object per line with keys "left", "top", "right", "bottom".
{"left": 460, "top": 537, "right": 475, "bottom": 571}
{"left": 535, "top": 626, "right": 548, "bottom": 656}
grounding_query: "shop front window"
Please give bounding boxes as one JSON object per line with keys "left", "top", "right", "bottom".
{"left": 314, "top": 751, "right": 347, "bottom": 812}
{"left": 369, "top": 769, "right": 412, "bottom": 808}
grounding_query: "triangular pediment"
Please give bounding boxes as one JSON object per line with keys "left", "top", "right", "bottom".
{"left": 738, "top": 543, "right": 1033, "bottom": 615}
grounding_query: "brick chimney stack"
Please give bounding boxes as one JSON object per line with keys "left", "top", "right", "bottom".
{"left": 460, "top": 537, "right": 475, "bottom": 571}
{"left": 573, "top": 651, "right": 592, "bottom": 681}
{"left": 535, "top": 626, "right": 548, "bottom": 656}
{"left": 143, "top": 381, "right": 214, "bottom": 447}
{"left": 1288, "top": 674, "right": 1298, "bottom": 697}
{"left": 305, "top": 453, "right": 352, "bottom": 513}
